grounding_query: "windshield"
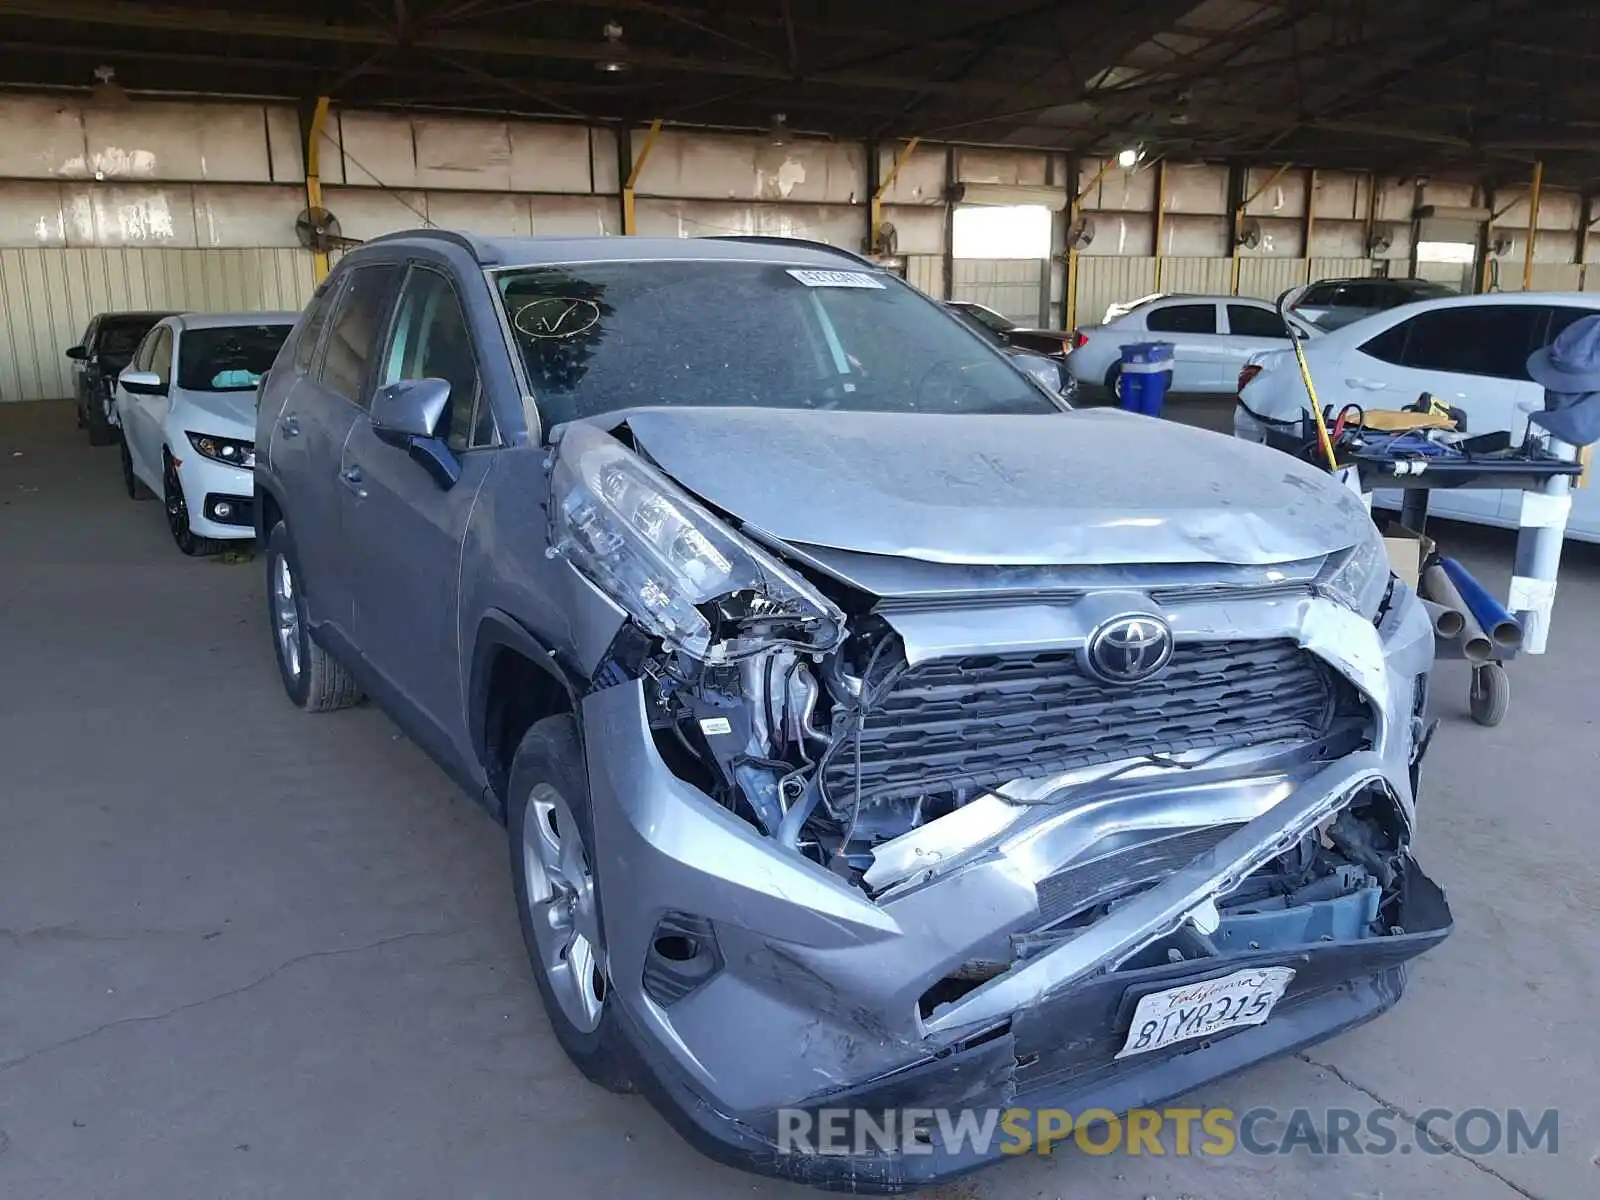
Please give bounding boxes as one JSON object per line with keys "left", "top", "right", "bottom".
{"left": 98, "top": 318, "right": 162, "bottom": 362}
{"left": 496, "top": 260, "right": 1057, "bottom": 426}
{"left": 177, "top": 325, "right": 292, "bottom": 392}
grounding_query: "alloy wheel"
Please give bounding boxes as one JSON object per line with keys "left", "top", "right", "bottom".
{"left": 270, "top": 552, "right": 302, "bottom": 683}
{"left": 522, "top": 782, "right": 607, "bottom": 1032}
{"left": 164, "top": 459, "right": 195, "bottom": 552}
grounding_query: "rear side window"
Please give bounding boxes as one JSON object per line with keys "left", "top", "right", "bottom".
{"left": 1226, "top": 305, "right": 1289, "bottom": 339}
{"left": 293, "top": 279, "right": 342, "bottom": 374}
{"left": 1546, "top": 305, "right": 1598, "bottom": 345}
{"left": 1397, "top": 306, "right": 1546, "bottom": 380}
{"left": 318, "top": 263, "right": 403, "bottom": 405}
{"left": 1359, "top": 321, "right": 1410, "bottom": 365}
{"left": 1146, "top": 303, "right": 1217, "bottom": 334}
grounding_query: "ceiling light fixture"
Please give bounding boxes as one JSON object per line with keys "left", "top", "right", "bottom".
{"left": 769, "top": 112, "right": 789, "bottom": 146}
{"left": 91, "top": 64, "right": 129, "bottom": 106}
{"left": 595, "top": 21, "right": 630, "bottom": 72}
{"left": 1116, "top": 145, "right": 1145, "bottom": 169}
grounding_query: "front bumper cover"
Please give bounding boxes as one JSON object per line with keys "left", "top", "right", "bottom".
{"left": 615, "top": 861, "right": 1449, "bottom": 1192}
{"left": 577, "top": 586, "right": 1443, "bottom": 1190}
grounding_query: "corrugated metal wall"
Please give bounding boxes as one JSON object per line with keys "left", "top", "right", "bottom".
{"left": 1236, "top": 257, "right": 1307, "bottom": 300}
{"left": 0, "top": 248, "right": 314, "bottom": 403}
{"left": 905, "top": 254, "right": 944, "bottom": 299}
{"left": 951, "top": 259, "right": 1045, "bottom": 323}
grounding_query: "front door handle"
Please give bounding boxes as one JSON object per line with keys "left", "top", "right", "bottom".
{"left": 1344, "top": 377, "right": 1387, "bottom": 391}
{"left": 340, "top": 465, "right": 367, "bottom": 498}
{"left": 278, "top": 413, "right": 300, "bottom": 438}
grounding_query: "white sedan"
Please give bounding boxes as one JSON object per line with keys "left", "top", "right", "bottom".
{"left": 114, "top": 312, "right": 297, "bottom": 555}
{"left": 1067, "top": 294, "right": 1319, "bottom": 397}
{"left": 1234, "top": 291, "right": 1600, "bottom": 539}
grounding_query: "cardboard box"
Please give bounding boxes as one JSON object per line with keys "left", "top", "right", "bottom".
{"left": 1382, "top": 523, "right": 1433, "bottom": 588}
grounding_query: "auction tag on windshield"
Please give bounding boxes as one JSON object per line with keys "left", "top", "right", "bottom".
{"left": 786, "top": 268, "right": 885, "bottom": 289}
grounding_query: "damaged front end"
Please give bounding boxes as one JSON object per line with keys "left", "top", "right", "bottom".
{"left": 546, "top": 420, "right": 1452, "bottom": 1191}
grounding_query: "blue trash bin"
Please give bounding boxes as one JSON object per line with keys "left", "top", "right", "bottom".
{"left": 1118, "top": 342, "right": 1175, "bottom": 416}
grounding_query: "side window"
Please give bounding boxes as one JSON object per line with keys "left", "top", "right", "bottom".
{"left": 380, "top": 266, "right": 483, "bottom": 450}
{"left": 1399, "top": 306, "right": 1546, "bottom": 380}
{"left": 1226, "top": 305, "right": 1289, "bottom": 339}
{"left": 81, "top": 318, "right": 99, "bottom": 354}
{"left": 1545, "top": 305, "right": 1596, "bottom": 345}
{"left": 148, "top": 327, "right": 174, "bottom": 385}
{"left": 1299, "top": 283, "right": 1337, "bottom": 306}
{"left": 1146, "top": 303, "right": 1217, "bottom": 334}
{"left": 293, "top": 278, "right": 343, "bottom": 374}
{"left": 318, "top": 263, "right": 403, "bottom": 406}
{"left": 1359, "top": 320, "right": 1410, "bottom": 365}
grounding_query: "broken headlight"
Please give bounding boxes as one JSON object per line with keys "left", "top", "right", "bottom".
{"left": 548, "top": 422, "right": 844, "bottom": 662}
{"left": 1315, "top": 524, "right": 1391, "bottom": 619}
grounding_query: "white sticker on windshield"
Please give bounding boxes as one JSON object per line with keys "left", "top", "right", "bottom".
{"left": 786, "top": 268, "right": 885, "bottom": 289}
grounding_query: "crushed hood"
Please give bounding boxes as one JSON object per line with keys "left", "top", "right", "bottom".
{"left": 613, "top": 406, "right": 1374, "bottom": 567}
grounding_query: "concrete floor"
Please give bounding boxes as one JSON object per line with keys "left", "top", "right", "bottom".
{"left": 2, "top": 399, "right": 1595, "bottom": 1200}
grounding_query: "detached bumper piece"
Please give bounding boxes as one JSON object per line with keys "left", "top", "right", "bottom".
{"left": 624, "top": 859, "right": 1451, "bottom": 1194}
{"left": 202, "top": 493, "right": 254, "bottom": 527}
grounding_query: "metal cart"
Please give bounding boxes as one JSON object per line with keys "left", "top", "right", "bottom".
{"left": 1268, "top": 427, "right": 1583, "bottom": 726}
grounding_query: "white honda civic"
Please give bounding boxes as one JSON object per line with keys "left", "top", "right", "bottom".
{"left": 114, "top": 312, "right": 297, "bottom": 555}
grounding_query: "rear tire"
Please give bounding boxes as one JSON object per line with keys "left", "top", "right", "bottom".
{"left": 508, "top": 715, "right": 635, "bottom": 1094}
{"left": 119, "top": 434, "right": 153, "bottom": 500}
{"left": 264, "top": 519, "right": 364, "bottom": 712}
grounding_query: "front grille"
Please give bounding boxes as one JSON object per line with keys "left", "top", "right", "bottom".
{"left": 823, "top": 640, "right": 1340, "bottom": 807}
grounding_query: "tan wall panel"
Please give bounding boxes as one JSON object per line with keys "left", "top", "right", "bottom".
{"left": 0, "top": 248, "right": 313, "bottom": 402}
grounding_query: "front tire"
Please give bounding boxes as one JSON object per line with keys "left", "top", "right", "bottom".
{"left": 264, "top": 519, "right": 364, "bottom": 712}
{"left": 508, "top": 715, "right": 634, "bottom": 1094}
{"left": 164, "top": 452, "right": 224, "bottom": 557}
{"left": 85, "top": 394, "right": 116, "bottom": 446}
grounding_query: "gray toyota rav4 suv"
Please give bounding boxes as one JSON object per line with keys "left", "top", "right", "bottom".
{"left": 255, "top": 230, "right": 1450, "bottom": 1191}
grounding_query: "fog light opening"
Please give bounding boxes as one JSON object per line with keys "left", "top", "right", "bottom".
{"left": 652, "top": 933, "right": 698, "bottom": 962}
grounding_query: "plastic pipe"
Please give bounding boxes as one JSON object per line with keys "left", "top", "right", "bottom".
{"left": 1439, "top": 556, "right": 1523, "bottom": 649}
{"left": 1421, "top": 565, "right": 1492, "bottom": 661}
{"left": 1420, "top": 598, "right": 1465, "bottom": 639}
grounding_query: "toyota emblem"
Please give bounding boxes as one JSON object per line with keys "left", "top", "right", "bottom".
{"left": 1085, "top": 615, "right": 1174, "bottom": 684}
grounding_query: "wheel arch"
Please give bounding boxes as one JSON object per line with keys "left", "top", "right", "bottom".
{"left": 469, "top": 609, "right": 584, "bottom": 823}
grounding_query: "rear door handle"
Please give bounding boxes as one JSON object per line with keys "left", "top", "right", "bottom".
{"left": 278, "top": 413, "right": 300, "bottom": 438}
{"left": 340, "top": 465, "right": 367, "bottom": 498}
{"left": 1345, "top": 378, "right": 1388, "bottom": 391}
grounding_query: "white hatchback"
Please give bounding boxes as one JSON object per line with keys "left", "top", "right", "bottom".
{"left": 1067, "top": 294, "right": 1319, "bottom": 397}
{"left": 1235, "top": 291, "right": 1600, "bottom": 538}
{"left": 114, "top": 312, "right": 297, "bottom": 555}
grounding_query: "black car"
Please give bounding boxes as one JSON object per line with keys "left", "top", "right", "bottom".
{"left": 66, "top": 311, "right": 173, "bottom": 445}
{"left": 946, "top": 300, "right": 1076, "bottom": 357}
{"left": 945, "top": 301, "right": 1079, "bottom": 400}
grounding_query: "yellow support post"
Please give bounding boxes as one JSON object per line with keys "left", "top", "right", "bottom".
{"left": 1303, "top": 168, "right": 1317, "bottom": 283}
{"left": 1522, "top": 159, "right": 1544, "bottom": 292}
{"left": 871, "top": 136, "right": 921, "bottom": 255}
{"left": 305, "top": 95, "right": 331, "bottom": 284}
{"left": 1232, "top": 162, "right": 1292, "bottom": 295}
{"left": 623, "top": 118, "right": 663, "bottom": 236}
{"left": 1065, "top": 157, "right": 1115, "bottom": 330}
{"left": 1153, "top": 158, "right": 1168, "bottom": 292}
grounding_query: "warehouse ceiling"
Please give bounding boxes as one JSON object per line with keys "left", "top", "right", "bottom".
{"left": 0, "top": 0, "right": 1595, "bottom": 185}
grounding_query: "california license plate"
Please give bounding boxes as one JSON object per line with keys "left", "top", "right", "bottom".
{"left": 1115, "top": 966, "right": 1296, "bottom": 1059}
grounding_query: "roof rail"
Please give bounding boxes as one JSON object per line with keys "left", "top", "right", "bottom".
{"left": 361, "top": 228, "right": 501, "bottom": 265}
{"left": 708, "top": 235, "right": 876, "bottom": 268}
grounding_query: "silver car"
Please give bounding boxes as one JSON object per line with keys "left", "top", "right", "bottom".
{"left": 255, "top": 231, "right": 1451, "bottom": 1191}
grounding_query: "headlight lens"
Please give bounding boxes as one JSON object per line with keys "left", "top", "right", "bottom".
{"left": 1315, "top": 524, "right": 1392, "bottom": 618}
{"left": 548, "top": 423, "right": 844, "bottom": 662}
{"left": 187, "top": 431, "right": 255, "bottom": 468}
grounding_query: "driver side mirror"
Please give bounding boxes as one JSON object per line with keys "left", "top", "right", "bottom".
{"left": 65, "top": 345, "right": 88, "bottom": 361}
{"left": 118, "top": 369, "right": 166, "bottom": 396}
{"left": 370, "top": 377, "right": 460, "bottom": 490}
